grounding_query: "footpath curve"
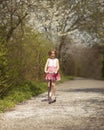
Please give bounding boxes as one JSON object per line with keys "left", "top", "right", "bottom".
{"left": 0, "top": 79, "right": 104, "bottom": 130}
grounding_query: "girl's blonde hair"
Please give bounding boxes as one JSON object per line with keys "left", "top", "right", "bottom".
{"left": 48, "top": 49, "right": 57, "bottom": 56}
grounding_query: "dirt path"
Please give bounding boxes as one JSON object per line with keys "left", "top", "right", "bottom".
{"left": 0, "top": 79, "right": 104, "bottom": 130}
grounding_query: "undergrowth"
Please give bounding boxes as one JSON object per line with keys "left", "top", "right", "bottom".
{"left": 0, "top": 75, "right": 74, "bottom": 113}
{"left": 0, "top": 81, "right": 47, "bottom": 112}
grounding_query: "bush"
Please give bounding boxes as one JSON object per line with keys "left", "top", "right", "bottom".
{"left": 58, "top": 74, "right": 74, "bottom": 83}
{"left": 0, "top": 100, "right": 15, "bottom": 112}
{"left": 28, "top": 81, "right": 47, "bottom": 96}
{"left": 0, "top": 75, "right": 73, "bottom": 113}
{"left": 0, "top": 81, "right": 47, "bottom": 112}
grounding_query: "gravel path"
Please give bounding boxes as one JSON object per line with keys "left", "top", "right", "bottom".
{"left": 0, "top": 79, "right": 104, "bottom": 130}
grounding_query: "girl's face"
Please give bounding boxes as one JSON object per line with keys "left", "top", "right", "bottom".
{"left": 50, "top": 51, "right": 55, "bottom": 58}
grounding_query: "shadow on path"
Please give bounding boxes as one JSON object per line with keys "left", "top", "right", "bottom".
{"left": 58, "top": 88, "right": 104, "bottom": 94}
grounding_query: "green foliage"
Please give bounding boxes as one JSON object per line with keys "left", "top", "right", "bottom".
{"left": 58, "top": 74, "right": 74, "bottom": 84}
{"left": 0, "top": 41, "right": 9, "bottom": 96}
{"left": 0, "top": 100, "right": 15, "bottom": 113}
{"left": 0, "top": 72, "right": 73, "bottom": 113}
{"left": 0, "top": 81, "right": 47, "bottom": 112}
{"left": 29, "top": 81, "right": 47, "bottom": 96}
{"left": 0, "top": 25, "right": 54, "bottom": 98}
{"left": 21, "top": 28, "right": 54, "bottom": 80}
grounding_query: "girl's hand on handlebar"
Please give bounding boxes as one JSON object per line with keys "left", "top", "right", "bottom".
{"left": 54, "top": 71, "right": 58, "bottom": 74}
{"left": 45, "top": 70, "right": 48, "bottom": 74}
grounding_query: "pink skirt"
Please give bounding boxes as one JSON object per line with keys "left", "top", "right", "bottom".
{"left": 45, "top": 66, "right": 61, "bottom": 81}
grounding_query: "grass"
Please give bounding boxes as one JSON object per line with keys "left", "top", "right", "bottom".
{"left": 0, "top": 75, "right": 74, "bottom": 113}
{"left": 58, "top": 75, "right": 74, "bottom": 83}
{"left": 0, "top": 81, "right": 47, "bottom": 112}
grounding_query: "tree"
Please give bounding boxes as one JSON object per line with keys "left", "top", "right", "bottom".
{"left": 30, "top": 0, "right": 104, "bottom": 57}
{"left": 0, "top": 0, "right": 54, "bottom": 97}
{"left": 0, "top": 0, "right": 35, "bottom": 42}
{"left": 29, "top": 0, "right": 104, "bottom": 78}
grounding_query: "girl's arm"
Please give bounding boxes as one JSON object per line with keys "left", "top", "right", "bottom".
{"left": 44, "top": 59, "right": 49, "bottom": 73}
{"left": 56, "top": 59, "right": 60, "bottom": 73}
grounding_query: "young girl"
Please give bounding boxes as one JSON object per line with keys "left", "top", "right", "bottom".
{"left": 44, "top": 50, "right": 61, "bottom": 104}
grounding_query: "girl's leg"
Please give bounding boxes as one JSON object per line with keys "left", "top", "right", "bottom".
{"left": 48, "top": 82, "right": 50, "bottom": 99}
{"left": 48, "top": 81, "right": 52, "bottom": 103}
{"left": 52, "top": 81, "right": 56, "bottom": 101}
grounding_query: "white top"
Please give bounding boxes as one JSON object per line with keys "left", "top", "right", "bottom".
{"left": 47, "top": 58, "right": 58, "bottom": 67}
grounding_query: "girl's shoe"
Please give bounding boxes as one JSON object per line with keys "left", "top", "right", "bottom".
{"left": 48, "top": 97, "right": 52, "bottom": 104}
{"left": 52, "top": 97, "right": 56, "bottom": 103}
{"left": 53, "top": 98, "right": 56, "bottom": 102}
